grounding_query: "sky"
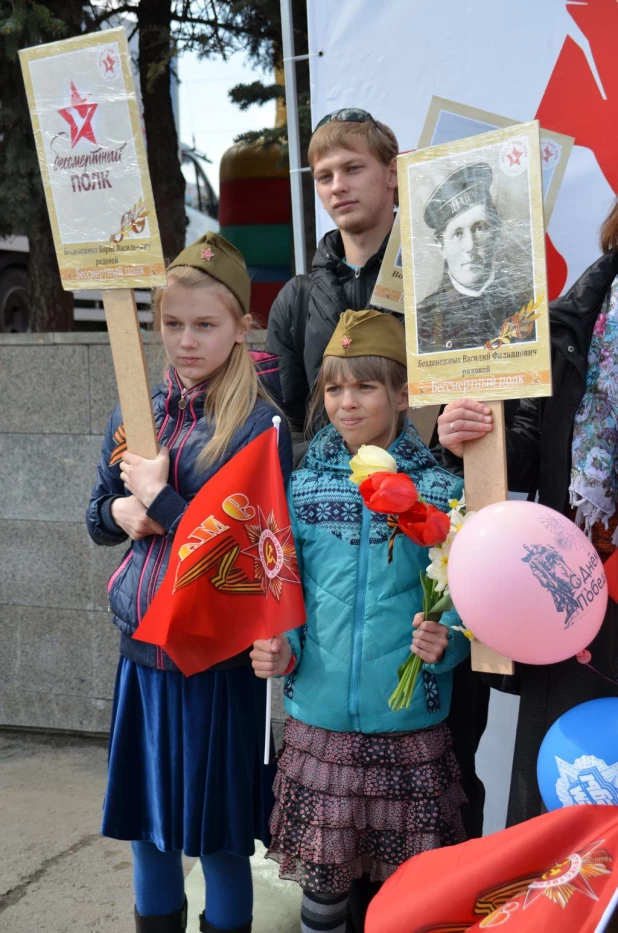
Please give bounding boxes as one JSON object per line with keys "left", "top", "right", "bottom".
{"left": 177, "top": 50, "right": 276, "bottom": 195}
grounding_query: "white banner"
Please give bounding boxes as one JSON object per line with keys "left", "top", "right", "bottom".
{"left": 307, "top": 0, "right": 618, "bottom": 293}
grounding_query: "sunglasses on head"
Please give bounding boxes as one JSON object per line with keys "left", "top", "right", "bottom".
{"left": 314, "top": 108, "right": 377, "bottom": 131}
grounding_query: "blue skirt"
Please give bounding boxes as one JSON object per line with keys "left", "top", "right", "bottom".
{"left": 102, "top": 657, "right": 276, "bottom": 857}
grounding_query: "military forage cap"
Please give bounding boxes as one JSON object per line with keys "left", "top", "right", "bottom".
{"left": 424, "top": 162, "right": 494, "bottom": 233}
{"left": 167, "top": 231, "right": 251, "bottom": 314}
{"left": 324, "top": 309, "right": 407, "bottom": 367}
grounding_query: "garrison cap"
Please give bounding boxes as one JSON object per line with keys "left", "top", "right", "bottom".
{"left": 324, "top": 309, "right": 407, "bottom": 368}
{"left": 424, "top": 162, "right": 494, "bottom": 233}
{"left": 167, "top": 231, "right": 251, "bottom": 314}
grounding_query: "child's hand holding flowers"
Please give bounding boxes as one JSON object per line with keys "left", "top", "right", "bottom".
{"left": 350, "top": 445, "right": 474, "bottom": 710}
{"left": 411, "top": 613, "right": 449, "bottom": 664}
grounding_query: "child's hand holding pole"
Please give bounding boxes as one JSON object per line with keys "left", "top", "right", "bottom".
{"left": 251, "top": 636, "right": 293, "bottom": 678}
{"left": 251, "top": 635, "right": 293, "bottom": 766}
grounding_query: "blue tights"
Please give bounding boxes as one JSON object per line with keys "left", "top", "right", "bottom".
{"left": 132, "top": 840, "right": 253, "bottom": 929}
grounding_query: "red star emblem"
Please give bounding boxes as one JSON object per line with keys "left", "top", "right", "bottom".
{"left": 542, "top": 145, "right": 553, "bottom": 164}
{"left": 506, "top": 146, "right": 524, "bottom": 167}
{"left": 341, "top": 335, "right": 352, "bottom": 349}
{"left": 523, "top": 839, "right": 612, "bottom": 911}
{"left": 201, "top": 248, "right": 214, "bottom": 261}
{"left": 242, "top": 507, "right": 300, "bottom": 600}
{"left": 58, "top": 82, "right": 98, "bottom": 148}
{"left": 102, "top": 52, "right": 117, "bottom": 75}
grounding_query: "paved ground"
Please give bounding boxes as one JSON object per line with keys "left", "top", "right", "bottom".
{"left": 0, "top": 731, "right": 300, "bottom": 933}
{"left": 0, "top": 691, "right": 521, "bottom": 932}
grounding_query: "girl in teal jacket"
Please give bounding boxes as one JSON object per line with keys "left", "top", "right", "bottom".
{"left": 252, "top": 310, "right": 469, "bottom": 933}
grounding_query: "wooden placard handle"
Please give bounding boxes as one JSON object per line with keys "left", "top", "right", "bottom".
{"left": 103, "top": 289, "right": 158, "bottom": 459}
{"left": 463, "top": 400, "right": 515, "bottom": 675}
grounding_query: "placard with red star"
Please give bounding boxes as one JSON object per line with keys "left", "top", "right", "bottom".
{"left": 19, "top": 27, "right": 166, "bottom": 290}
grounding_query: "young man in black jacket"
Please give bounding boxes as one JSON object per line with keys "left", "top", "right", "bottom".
{"left": 266, "top": 109, "right": 399, "bottom": 431}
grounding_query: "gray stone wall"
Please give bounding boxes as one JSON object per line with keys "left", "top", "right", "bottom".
{"left": 0, "top": 331, "right": 286, "bottom": 742}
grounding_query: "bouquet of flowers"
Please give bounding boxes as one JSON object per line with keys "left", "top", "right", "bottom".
{"left": 349, "top": 446, "right": 474, "bottom": 710}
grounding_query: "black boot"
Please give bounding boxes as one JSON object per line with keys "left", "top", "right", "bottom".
{"left": 199, "top": 913, "right": 251, "bottom": 933}
{"left": 134, "top": 897, "right": 187, "bottom": 931}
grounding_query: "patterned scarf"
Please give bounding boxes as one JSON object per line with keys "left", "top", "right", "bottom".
{"left": 570, "top": 273, "right": 618, "bottom": 545}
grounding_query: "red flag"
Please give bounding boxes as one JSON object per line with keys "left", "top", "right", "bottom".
{"left": 133, "top": 425, "right": 305, "bottom": 676}
{"left": 366, "top": 807, "right": 618, "bottom": 933}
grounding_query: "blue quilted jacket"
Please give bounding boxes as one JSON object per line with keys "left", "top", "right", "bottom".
{"left": 283, "top": 422, "right": 469, "bottom": 734}
{"left": 86, "top": 366, "right": 292, "bottom": 672}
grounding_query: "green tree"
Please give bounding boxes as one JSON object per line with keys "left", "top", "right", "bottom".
{"left": 0, "top": 0, "right": 86, "bottom": 330}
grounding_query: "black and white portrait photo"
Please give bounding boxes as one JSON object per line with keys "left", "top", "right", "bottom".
{"left": 404, "top": 140, "right": 538, "bottom": 355}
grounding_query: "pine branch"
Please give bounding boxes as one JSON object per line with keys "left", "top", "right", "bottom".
{"left": 229, "top": 81, "right": 284, "bottom": 110}
{"left": 89, "top": 3, "right": 140, "bottom": 29}
{"left": 234, "top": 125, "right": 287, "bottom": 153}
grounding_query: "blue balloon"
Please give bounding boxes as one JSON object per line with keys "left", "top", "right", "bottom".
{"left": 537, "top": 697, "right": 618, "bottom": 811}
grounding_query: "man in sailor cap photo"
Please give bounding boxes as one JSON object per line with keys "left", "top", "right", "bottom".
{"left": 415, "top": 162, "right": 534, "bottom": 353}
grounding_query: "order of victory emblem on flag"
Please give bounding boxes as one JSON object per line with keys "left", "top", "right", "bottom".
{"left": 365, "top": 806, "right": 618, "bottom": 933}
{"left": 172, "top": 504, "right": 299, "bottom": 599}
{"left": 133, "top": 424, "right": 305, "bottom": 676}
{"left": 242, "top": 509, "right": 299, "bottom": 598}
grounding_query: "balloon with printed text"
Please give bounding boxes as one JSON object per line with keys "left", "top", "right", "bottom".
{"left": 447, "top": 501, "right": 606, "bottom": 664}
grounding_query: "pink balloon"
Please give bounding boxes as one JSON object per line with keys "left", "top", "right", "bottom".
{"left": 447, "top": 501, "right": 607, "bottom": 664}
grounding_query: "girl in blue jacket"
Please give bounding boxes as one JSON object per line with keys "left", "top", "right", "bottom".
{"left": 87, "top": 233, "right": 291, "bottom": 933}
{"left": 252, "top": 309, "right": 469, "bottom": 933}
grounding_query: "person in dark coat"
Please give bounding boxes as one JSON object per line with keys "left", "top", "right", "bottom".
{"left": 436, "top": 197, "right": 618, "bottom": 826}
{"left": 266, "top": 110, "right": 399, "bottom": 433}
{"left": 416, "top": 163, "right": 534, "bottom": 354}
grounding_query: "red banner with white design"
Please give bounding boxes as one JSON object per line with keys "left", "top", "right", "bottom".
{"left": 133, "top": 426, "right": 305, "bottom": 677}
{"left": 366, "top": 806, "right": 618, "bottom": 933}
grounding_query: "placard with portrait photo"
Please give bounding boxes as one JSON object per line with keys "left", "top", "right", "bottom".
{"left": 398, "top": 121, "right": 551, "bottom": 406}
{"left": 371, "top": 101, "right": 572, "bottom": 317}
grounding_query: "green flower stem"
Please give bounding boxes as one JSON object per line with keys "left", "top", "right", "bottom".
{"left": 388, "top": 571, "right": 448, "bottom": 712}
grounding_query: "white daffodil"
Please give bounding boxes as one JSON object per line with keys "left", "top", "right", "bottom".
{"left": 449, "top": 508, "right": 476, "bottom": 533}
{"left": 449, "top": 508, "right": 465, "bottom": 531}
{"left": 349, "top": 445, "right": 397, "bottom": 485}
{"left": 448, "top": 490, "right": 466, "bottom": 512}
{"left": 452, "top": 624, "right": 475, "bottom": 641}
{"left": 426, "top": 543, "right": 450, "bottom": 592}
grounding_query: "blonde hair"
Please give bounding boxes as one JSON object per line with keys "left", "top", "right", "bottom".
{"left": 153, "top": 266, "right": 273, "bottom": 469}
{"left": 307, "top": 354, "right": 408, "bottom": 437}
{"left": 308, "top": 118, "right": 399, "bottom": 170}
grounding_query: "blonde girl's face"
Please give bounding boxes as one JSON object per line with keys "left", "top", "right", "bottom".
{"left": 323, "top": 369, "right": 408, "bottom": 454}
{"left": 160, "top": 277, "right": 251, "bottom": 388}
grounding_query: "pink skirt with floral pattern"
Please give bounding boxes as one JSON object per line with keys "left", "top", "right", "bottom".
{"left": 266, "top": 717, "right": 467, "bottom": 895}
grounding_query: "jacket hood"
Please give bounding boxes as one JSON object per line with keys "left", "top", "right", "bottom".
{"left": 311, "top": 227, "right": 392, "bottom": 276}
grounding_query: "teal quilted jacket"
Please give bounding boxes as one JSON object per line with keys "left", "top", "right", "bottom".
{"left": 283, "top": 422, "right": 470, "bottom": 734}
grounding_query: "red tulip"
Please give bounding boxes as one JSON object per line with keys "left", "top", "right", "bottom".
{"left": 398, "top": 501, "right": 451, "bottom": 547}
{"left": 359, "top": 472, "right": 419, "bottom": 514}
